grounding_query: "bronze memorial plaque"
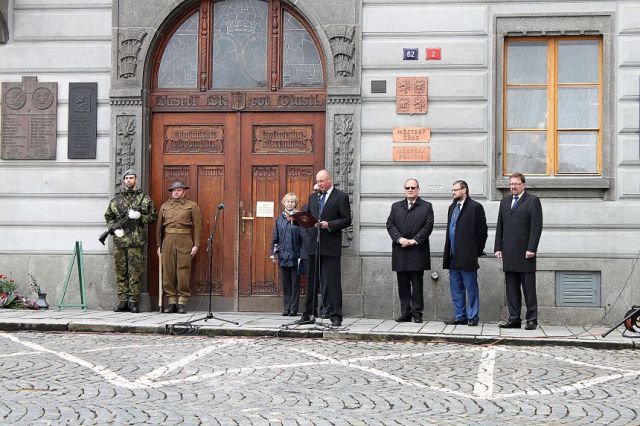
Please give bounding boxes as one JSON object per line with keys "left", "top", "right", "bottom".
{"left": 253, "top": 125, "right": 313, "bottom": 154}
{"left": 163, "top": 125, "right": 224, "bottom": 153}
{"left": 396, "top": 77, "right": 428, "bottom": 115}
{"left": 393, "top": 146, "right": 431, "bottom": 162}
{"left": 1, "top": 76, "right": 57, "bottom": 159}
{"left": 392, "top": 127, "right": 431, "bottom": 143}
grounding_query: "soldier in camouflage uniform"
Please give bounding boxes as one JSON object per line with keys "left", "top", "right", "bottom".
{"left": 105, "top": 170, "right": 157, "bottom": 313}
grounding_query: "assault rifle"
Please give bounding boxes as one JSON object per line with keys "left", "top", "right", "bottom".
{"left": 99, "top": 213, "right": 131, "bottom": 246}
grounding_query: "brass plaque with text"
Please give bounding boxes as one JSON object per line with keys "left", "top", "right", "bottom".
{"left": 392, "top": 127, "right": 431, "bottom": 143}
{"left": 253, "top": 125, "right": 313, "bottom": 154}
{"left": 393, "top": 146, "right": 430, "bottom": 162}
{"left": 1, "top": 76, "right": 57, "bottom": 160}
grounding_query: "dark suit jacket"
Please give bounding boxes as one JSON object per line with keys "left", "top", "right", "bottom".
{"left": 306, "top": 187, "right": 351, "bottom": 257}
{"left": 386, "top": 197, "right": 434, "bottom": 271}
{"left": 443, "top": 197, "right": 488, "bottom": 271}
{"left": 494, "top": 191, "right": 543, "bottom": 273}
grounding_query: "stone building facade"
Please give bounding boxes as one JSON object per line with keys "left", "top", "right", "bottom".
{"left": 0, "top": 0, "right": 639, "bottom": 325}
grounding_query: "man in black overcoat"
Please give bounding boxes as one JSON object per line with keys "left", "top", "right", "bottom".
{"left": 443, "top": 180, "right": 488, "bottom": 326}
{"left": 386, "top": 178, "right": 434, "bottom": 323}
{"left": 296, "top": 170, "right": 351, "bottom": 327}
{"left": 494, "top": 172, "right": 543, "bottom": 330}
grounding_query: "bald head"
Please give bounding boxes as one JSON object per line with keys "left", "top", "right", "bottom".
{"left": 316, "top": 169, "right": 332, "bottom": 192}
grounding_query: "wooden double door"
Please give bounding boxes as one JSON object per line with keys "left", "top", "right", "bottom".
{"left": 149, "top": 111, "right": 324, "bottom": 311}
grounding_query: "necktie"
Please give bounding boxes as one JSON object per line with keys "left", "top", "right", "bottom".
{"left": 408, "top": 201, "right": 414, "bottom": 210}
{"left": 512, "top": 195, "right": 519, "bottom": 210}
{"left": 449, "top": 203, "right": 461, "bottom": 255}
{"left": 319, "top": 192, "right": 326, "bottom": 213}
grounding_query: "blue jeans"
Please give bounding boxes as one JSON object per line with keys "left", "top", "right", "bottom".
{"left": 448, "top": 269, "right": 479, "bottom": 321}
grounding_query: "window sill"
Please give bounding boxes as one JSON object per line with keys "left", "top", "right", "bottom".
{"left": 495, "top": 177, "right": 611, "bottom": 199}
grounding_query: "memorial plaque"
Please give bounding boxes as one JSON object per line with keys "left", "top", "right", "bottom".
{"left": 1, "top": 76, "right": 57, "bottom": 159}
{"left": 164, "top": 125, "right": 224, "bottom": 153}
{"left": 253, "top": 125, "right": 313, "bottom": 154}
{"left": 396, "top": 77, "right": 428, "bottom": 115}
{"left": 393, "top": 146, "right": 430, "bottom": 162}
{"left": 392, "top": 127, "right": 431, "bottom": 143}
{"left": 68, "top": 82, "right": 97, "bottom": 159}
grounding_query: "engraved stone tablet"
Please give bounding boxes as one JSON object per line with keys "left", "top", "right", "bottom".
{"left": 396, "top": 77, "right": 428, "bottom": 115}
{"left": 2, "top": 76, "right": 57, "bottom": 159}
{"left": 68, "top": 82, "right": 97, "bottom": 159}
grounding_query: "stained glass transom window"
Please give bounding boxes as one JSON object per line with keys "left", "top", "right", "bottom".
{"left": 282, "top": 11, "right": 323, "bottom": 87}
{"left": 212, "top": 0, "right": 268, "bottom": 88}
{"left": 157, "top": 12, "right": 199, "bottom": 88}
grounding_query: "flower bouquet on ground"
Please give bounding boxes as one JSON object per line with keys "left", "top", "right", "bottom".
{"left": 0, "top": 274, "right": 38, "bottom": 309}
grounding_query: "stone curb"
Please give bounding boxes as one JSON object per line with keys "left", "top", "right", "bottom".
{"left": 0, "top": 320, "right": 636, "bottom": 350}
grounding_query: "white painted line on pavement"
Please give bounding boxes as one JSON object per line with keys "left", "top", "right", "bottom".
{"left": 473, "top": 348, "right": 496, "bottom": 397}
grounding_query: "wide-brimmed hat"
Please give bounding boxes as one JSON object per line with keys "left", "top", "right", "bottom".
{"left": 168, "top": 181, "right": 189, "bottom": 191}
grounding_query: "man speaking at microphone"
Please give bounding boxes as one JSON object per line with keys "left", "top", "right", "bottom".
{"left": 296, "top": 169, "right": 351, "bottom": 327}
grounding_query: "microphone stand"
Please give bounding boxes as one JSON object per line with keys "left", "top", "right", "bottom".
{"left": 170, "top": 204, "right": 238, "bottom": 331}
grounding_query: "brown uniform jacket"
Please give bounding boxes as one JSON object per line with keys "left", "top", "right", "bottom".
{"left": 156, "top": 198, "right": 202, "bottom": 247}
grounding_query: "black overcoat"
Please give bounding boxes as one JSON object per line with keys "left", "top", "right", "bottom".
{"left": 443, "top": 197, "right": 488, "bottom": 271}
{"left": 306, "top": 187, "right": 351, "bottom": 257}
{"left": 386, "top": 197, "right": 434, "bottom": 271}
{"left": 494, "top": 191, "right": 543, "bottom": 273}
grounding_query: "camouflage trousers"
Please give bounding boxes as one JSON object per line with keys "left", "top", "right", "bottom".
{"left": 114, "top": 247, "right": 144, "bottom": 302}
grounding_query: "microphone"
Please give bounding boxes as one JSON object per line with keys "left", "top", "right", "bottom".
{"left": 217, "top": 203, "right": 224, "bottom": 210}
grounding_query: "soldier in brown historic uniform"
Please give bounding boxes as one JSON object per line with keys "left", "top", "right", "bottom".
{"left": 156, "top": 181, "right": 202, "bottom": 314}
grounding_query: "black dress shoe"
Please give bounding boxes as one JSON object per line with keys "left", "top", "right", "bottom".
{"left": 395, "top": 314, "right": 412, "bottom": 322}
{"left": 321, "top": 313, "right": 330, "bottom": 319}
{"left": 114, "top": 301, "right": 129, "bottom": 312}
{"left": 498, "top": 320, "right": 521, "bottom": 329}
{"left": 288, "top": 311, "right": 297, "bottom": 316}
{"left": 163, "top": 304, "right": 177, "bottom": 314}
{"left": 467, "top": 319, "right": 479, "bottom": 326}
{"left": 412, "top": 317, "right": 423, "bottom": 323}
{"left": 282, "top": 311, "right": 290, "bottom": 316}
{"left": 525, "top": 320, "right": 538, "bottom": 330}
{"left": 128, "top": 302, "right": 139, "bottom": 313}
{"left": 331, "top": 320, "right": 342, "bottom": 327}
{"left": 444, "top": 319, "right": 467, "bottom": 325}
{"left": 177, "top": 304, "right": 187, "bottom": 314}
{"left": 295, "top": 314, "right": 313, "bottom": 324}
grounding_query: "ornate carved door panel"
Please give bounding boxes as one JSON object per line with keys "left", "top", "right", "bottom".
{"left": 238, "top": 112, "right": 323, "bottom": 311}
{"left": 150, "top": 112, "right": 238, "bottom": 302}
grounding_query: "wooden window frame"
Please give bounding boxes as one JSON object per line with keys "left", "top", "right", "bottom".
{"left": 503, "top": 36, "right": 603, "bottom": 177}
{"left": 494, "top": 14, "right": 614, "bottom": 200}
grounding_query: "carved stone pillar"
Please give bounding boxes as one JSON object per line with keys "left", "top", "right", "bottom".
{"left": 326, "top": 96, "right": 361, "bottom": 253}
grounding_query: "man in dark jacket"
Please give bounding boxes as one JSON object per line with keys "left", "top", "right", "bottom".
{"left": 386, "top": 178, "right": 434, "bottom": 323}
{"left": 296, "top": 170, "right": 351, "bottom": 327}
{"left": 443, "top": 180, "right": 488, "bottom": 326}
{"left": 494, "top": 172, "right": 543, "bottom": 330}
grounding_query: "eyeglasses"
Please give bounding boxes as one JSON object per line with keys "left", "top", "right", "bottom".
{"left": 509, "top": 182, "right": 524, "bottom": 187}
{"left": 404, "top": 186, "right": 417, "bottom": 190}
{"left": 451, "top": 188, "right": 463, "bottom": 192}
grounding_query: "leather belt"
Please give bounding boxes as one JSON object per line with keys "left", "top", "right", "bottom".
{"left": 165, "top": 228, "right": 191, "bottom": 234}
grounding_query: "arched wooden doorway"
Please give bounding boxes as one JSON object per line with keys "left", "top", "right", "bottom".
{"left": 148, "top": 0, "right": 326, "bottom": 312}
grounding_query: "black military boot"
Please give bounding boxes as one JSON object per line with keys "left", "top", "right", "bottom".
{"left": 163, "top": 304, "right": 177, "bottom": 313}
{"left": 129, "top": 302, "right": 139, "bottom": 313}
{"left": 114, "top": 300, "right": 129, "bottom": 312}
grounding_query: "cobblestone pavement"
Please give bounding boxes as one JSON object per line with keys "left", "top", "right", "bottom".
{"left": 1, "top": 331, "right": 638, "bottom": 425}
